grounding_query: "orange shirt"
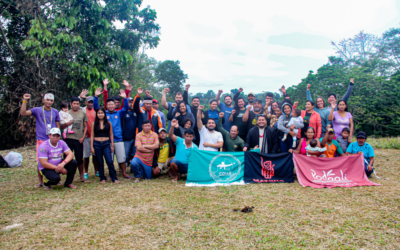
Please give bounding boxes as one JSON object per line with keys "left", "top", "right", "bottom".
{"left": 84, "top": 107, "right": 96, "bottom": 138}
{"left": 134, "top": 131, "right": 159, "bottom": 166}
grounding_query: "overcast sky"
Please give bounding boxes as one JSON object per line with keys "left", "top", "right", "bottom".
{"left": 145, "top": 0, "right": 400, "bottom": 94}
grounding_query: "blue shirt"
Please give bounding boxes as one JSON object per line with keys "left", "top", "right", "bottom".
{"left": 93, "top": 97, "right": 129, "bottom": 142}
{"left": 174, "top": 137, "right": 198, "bottom": 164}
{"left": 346, "top": 142, "right": 375, "bottom": 162}
{"left": 166, "top": 102, "right": 191, "bottom": 132}
{"left": 218, "top": 103, "right": 233, "bottom": 131}
{"left": 207, "top": 109, "right": 219, "bottom": 125}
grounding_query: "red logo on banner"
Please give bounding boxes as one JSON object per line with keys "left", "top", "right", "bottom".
{"left": 261, "top": 158, "right": 275, "bottom": 179}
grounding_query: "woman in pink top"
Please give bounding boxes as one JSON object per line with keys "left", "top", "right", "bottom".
{"left": 328, "top": 100, "right": 353, "bottom": 142}
{"left": 289, "top": 127, "right": 322, "bottom": 156}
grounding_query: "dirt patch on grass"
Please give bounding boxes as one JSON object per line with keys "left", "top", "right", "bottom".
{"left": 0, "top": 148, "right": 399, "bottom": 249}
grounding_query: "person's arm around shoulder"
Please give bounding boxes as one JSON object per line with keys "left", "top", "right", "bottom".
{"left": 20, "top": 94, "right": 33, "bottom": 116}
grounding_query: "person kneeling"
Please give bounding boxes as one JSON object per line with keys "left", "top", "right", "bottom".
{"left": 153, "top": 128, "right": 175, "bottom": 177}
{"left": 345, "top": 131, "right": 375, "bottom": 177}
{"left": 169, "top": 120, "right": 198, "bottom": 183}
{"left": 38, "top": 128, "right": 78, "bottom": 190}
{"left": 131, "top": 120, "right": 159, "bottom": 183}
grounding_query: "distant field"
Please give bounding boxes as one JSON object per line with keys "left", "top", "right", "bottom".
{"left": 0, "top": 145, "right": 399, "bottom": 249}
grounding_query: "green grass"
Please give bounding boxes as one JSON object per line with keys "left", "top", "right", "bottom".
{"left": 367, "top": 137, "right": 400, "bottom": 149}
{"left": 0, "top": 145, "right": 399, "bottom": 249}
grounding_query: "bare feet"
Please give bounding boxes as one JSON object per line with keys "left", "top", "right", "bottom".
{"left": 172, "top": 177, "right": 178, "bottom": 183}
{"left": 133, "top": 178, "right": 140, "bottom": 183}
{"left": 113, "top": 180, "right": 120, "bottom": 184}
{"left": 34, "top": 183, "right": 43, "bottom": 188}
{"left": 100, "top": 180, "right": 106, "bottom": 184}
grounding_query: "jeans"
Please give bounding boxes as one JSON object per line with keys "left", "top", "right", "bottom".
{"left": 280, "top": 136, "right": 296, "bottom": 153}
{"left": 40, "top": 160, "right": 78, "bottom": 187}
{"left": 131, "top": 157, "right": 152, "bottom": 179}
{"left": 93, "top": 140, "right": 117, "bottom": 182}
{"left": 124, "top": 139, "right": 136, "bottom": 165}
{"left": 364, "top": 161, "right": 373, "bottom": 177}
{"left": 170, "top": 159, "right": 189, "bottom": 173}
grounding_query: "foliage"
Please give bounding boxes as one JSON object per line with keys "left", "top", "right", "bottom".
{"left": 155, "top": 60, "right": 188, "bottom": 98}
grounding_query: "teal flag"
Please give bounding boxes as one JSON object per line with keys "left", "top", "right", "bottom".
{"left": 185, "top": 149, "right": 250, "bottom": 187}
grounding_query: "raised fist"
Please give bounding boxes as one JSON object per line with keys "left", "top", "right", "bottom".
{"left": 231, "top": 109, "right": 236, "bottom": 115}
{"left": 219, "top": 112, "right": 224, "bottom": 118}
{"left": 294, "top": 101, "right": 298, "bottom": 107}
{"left": 307, "top": 84, "right": 311, "bottom": 90}
{"left": 218, "top": 89, "right": 223, "bottom": 94}
{"left": 185, "top": 84, "right": 190, "bottom": 91}
{"left": 164, "top": 88, "right": 170, "bottom": 93}
{"left": 145, "top": 90, "right": 151, "bottom": 96}
{"left": 23, "top": 94, "right": 31, "bottom": 100}
{"left": 137, "top": 87, "right": 143, "bottom": 95}
{"left": 171, "top": 103, "right": 177, "bottom": 108}
{"left": 198, "top": 105, "right": 205, "bottom": 110}
{"left": 171, "top": 119, "right": 178, "bottom": 127}
{"left": 238, "top": 88, "right": 243, "bottom": 93}
{"left": 175, "top": 112, "right": 180, "bottom": 117}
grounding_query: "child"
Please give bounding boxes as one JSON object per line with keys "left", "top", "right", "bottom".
{"left": 305, "top": 139, "right": 326, "bottom": 157}
{"left": 337, "top": 127, "right": 350, "bottom": 152}
{"left": 282, "top": 109, "right": 303, "bottom": 148}
{"left": 59, "top": 100, "right": 74, "bottom": 139}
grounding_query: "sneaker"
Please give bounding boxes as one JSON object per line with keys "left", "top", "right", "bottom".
{"left": 95, "top": 171, "right": 99, "bottom": 177}
{"left": 84, "top": 173, "right": 88, "bottom": 179}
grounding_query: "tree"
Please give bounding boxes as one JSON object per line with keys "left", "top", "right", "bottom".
{"left": 155, "top": 60, "right": 188, "bottom": 97}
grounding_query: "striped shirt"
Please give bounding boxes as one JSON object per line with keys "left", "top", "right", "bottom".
{"left": 134, "top": 131, "right": 159, "bottom": 166}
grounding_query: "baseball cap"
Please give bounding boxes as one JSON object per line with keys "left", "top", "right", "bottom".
{"left": 356, "top": 131, "right": 367, "bottom": 139}
{"left": 127, "top": 97, "right": 134, "bottom": 101}
{"left": 49, "top": 128, "right": 61, "bottom": 135}
{"left": 86, "top": 96, "right": 94, "bottom": 102}
{"left": 248, "top": 92, "right": 256, "bottom": 97}
{"left": 328, "top": 128, "right": 335, "bottom": 134}
{"left": 158, "top": 128, "right": 167, "bottom": 133}
{"left": 153, "top": 99, "right": 159, "bottom": 104}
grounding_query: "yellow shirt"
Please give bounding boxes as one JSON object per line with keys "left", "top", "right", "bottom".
{"left": 158, "top": 142, "right": 170, "bottom": 163}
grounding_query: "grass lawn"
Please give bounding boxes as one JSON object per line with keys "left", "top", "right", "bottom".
{"left": 0, "top": 146, "right": 399, "bottom": 249}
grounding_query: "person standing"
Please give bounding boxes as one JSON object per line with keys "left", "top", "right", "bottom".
{"left": 152, "top": 99, "right": 166, "bottom": 128}
{"left": 167, "top": 101, "right": 195, "bottom": 131}
{"left": 183, "top": 84, "right": 202, "bottom": 146}
{"left": 328, "top": 100, "right": 354, "bottom": 143}
{"left": 229, "top": 97, "right": 247, "bottom": 141}
{"left": 82, "top": 96, "right": 98, "bottom": 179}
{"left": 297, "top": 101, "right": 322, "bottom": 141}
{"left": 121, "top": 93, "right": 139, "bottom": 167}
{"left": 102, "top": 79, "right": 131, "bottom": 111}
{"left": 215, "top": 89, "right": 233, "bottom": 132}
{"left": 20, "top": 93, "right": 60, "bottom": 188}
{"left": 38, "top": 128, "right": 78, "bottom": 190}
{"left": 161, "top": 87, "right": 192, "bottom": 133}
{"left": 243, "top": 98, "right": 266, "bottom": 131}
{"left": 135, "top": 89, "right": 163, "bottom": 134}
{"left": 90, "top": 107, "right": 119, "bottom": 183}
{"left": 197, "top": 105, "right": 224, "bottom": 151}
{"left": 131, "top": 120, "right": 160, "bottom": 183}
{"left": 217, "top": 112, "right": 244, "bottom": 152}
{"left": 61, "top": 97, "right": 88, "bottom": 183}
{"left": 93, "top": 86, "right": 132, "bottom": 179}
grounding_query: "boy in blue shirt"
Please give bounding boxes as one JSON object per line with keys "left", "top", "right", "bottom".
{"left": 345, "top": 131, "right": 375, "bottom": 177}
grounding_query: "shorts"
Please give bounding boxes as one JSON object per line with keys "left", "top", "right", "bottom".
{"left": 112, "top": 141, "right": 126, "bottom": 164}
{"left": 170, "top": 159, "right": 189, "bottom": 173}
{"left": 83, "top": 138, "right": 94, "bottom": 158}
{"left": 36, "top": 140, "right": 46, "bottom": 162}
{"left": 64, "top": 138, "right": 84, "bottom": 165}
{"left": 157, "top": 157, "right": 173, "bottom": 174}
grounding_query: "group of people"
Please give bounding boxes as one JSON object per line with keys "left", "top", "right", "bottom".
{"left": 20, "top": 78, "right": 376, "bottom": 189}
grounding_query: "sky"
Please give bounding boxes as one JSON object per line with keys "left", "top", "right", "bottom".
{"left": 144, "top": 0, "right": 400, "bottom": 94}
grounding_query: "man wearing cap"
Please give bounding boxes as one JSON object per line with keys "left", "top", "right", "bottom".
{"left": 38, "top": 128, "right": 78, "bottom": 190}
{"left": 152, "top": 99, "right": 166, "bottom": 128}
{"left": 319, "top": 125, "right": 344, "bottom": 158}
{"left": 20, "top": 92, "right": 60, "bottom": 188}
{"left": 153, "top": 128, "right": 175, "bottom": 177}
{"left": 94, "top": 86, "right": 132, "bottom": 179}
{"left": 161, "top": 87, "right": 192, "bottom": 133}
{"left": 134, "top": 88, "right": 163, "bottom": 134}
{"left": 345, "top": 131, "right": 375, "bottom": 177}
{"left": 82, "top": 95, "right": 99, "bottom": 179}
{"left": 102, "top": 78, "right": 131, "bottom": 111}
{"left": 169, "top": 119, "right": 198, "bottom": 183}
{"left": 61, "top": 97, "right": 88, "bottom": 182}
{"left": 121, "top": 94, "right": 139, "bottom": 167}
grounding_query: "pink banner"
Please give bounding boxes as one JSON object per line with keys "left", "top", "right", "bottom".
{"left": 293, "top": 153, "right": 381, "bottom": 188}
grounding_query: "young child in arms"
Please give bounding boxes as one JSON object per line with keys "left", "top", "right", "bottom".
{"left": 59, "top": 100, "right": 74, "bottom": 139}
{"left": 305, "top": 139, "right": 326, "bottom": 157}
{"left": 282, "top": 109, "right": 303, "bottom": 148}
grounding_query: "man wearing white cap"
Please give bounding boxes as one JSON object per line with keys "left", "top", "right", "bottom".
{"left": 20, "top": 92, "right": 60, "bottom": 189}
{"left": 37, "top": 128, "right": 78, "bottom": 190}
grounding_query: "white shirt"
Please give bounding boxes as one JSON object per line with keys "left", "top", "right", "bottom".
{"left": 199, "top": 127, "right": 224, "bottom": 151}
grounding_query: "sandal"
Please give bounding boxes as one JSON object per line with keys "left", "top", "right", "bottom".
{"left": 57, "top": 181, "right": 63, "bottom": 186}
{"left": 66, "top": 184, "right": 77, "bottom": 189}
{"left": 81, "top": 179, "right": 90, "bottom": 183}
{"left": 43, "top": 186, "right": 52, "bottom": 191}
{"left": 124, "top": 175, "right": 132, "bottom": 179}
{"left": 34, "top": 184, "right": 43, "bottom": 188}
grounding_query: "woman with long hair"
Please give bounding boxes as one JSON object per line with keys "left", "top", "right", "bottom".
{"left": 290, "top": 127, "right": 323, "bottom": 156}
{"left": 167, "top": 100, "right": 195, "bottom": 131}
{"left": 328, "top": 100, "right": 353, "bottom": 142}
{"left": 297, "top": 100, "right": 322, "bottom": 140}
{"left": 90, "top": 107, "right": 119, "bottom": 184}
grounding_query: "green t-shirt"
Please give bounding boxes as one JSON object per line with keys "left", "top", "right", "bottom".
{"left": 66, "top": 110, "right": 88, "bottom": 141}
{"left": 217, "top": 117, "right": 245, "bottom": 151}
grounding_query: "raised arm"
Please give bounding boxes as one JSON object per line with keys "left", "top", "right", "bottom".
{"left": 167, "top": 104, "right": 176, "bottom": 120}
{"left": 103, "top": 79, "right": 109, "bottom": 105}
{"left": 169, "top": 119, "right": 179, "bottom": 143}
{"left": 161, "top": 88, "right": 169, "bottom": 110}
{"left": 217, "top": 112, "right": 229, "bottom": 137}
{"left": 320, "top": 125, "right": 330, "bottom": 146}
{"left": 306, "top": 84, "right": 313, "bottom": 101}
{"left": 342, "top": 78, "right": 354, "bottom": 103}
{"left": 216, "top": 89, "right": 223, "bottom": 106}
{"left": 20, "top": 94, "right": 33, "bottom": 116}
{"left": 119, "top": 90, "right": 129, "bottom": 112}
{"left": 328, "top": 103, "right": 336, "bottom": 121}
{"left": 228, "top": 109, "right": 236, "bottom": 123}
{"left": 183, "top": 84, "right": 190, "bottom": 105}
{"left": 197, "top": 105, "right": 204, "bottom": 131}
{"left": 233, "top": 88, "right": 242, "bottom": 103}
{"left": 242, "top": 106, "right": 251, "bottom": 122}
{"left": 93, "top": 87, "right": 102, "bottom": 110}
